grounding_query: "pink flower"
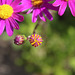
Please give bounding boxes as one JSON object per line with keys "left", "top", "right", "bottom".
{"left": 29, "top": 34, "right": 43, "bottom": 47}
{"left": 22, "top": 0, "right": 58, "bottom": 22}
{"left": 0, "top": 0, "right": 24, "bottom": 36}
{"left": 53, "top": 0, "right": 75, "bottom": 16}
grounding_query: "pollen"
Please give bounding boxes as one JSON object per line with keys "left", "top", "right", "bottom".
{"left": 0, "top": 4, "right": 13, "bottom": 19}
{"left": 32, "top": 0, "right": 43, "bottom": 7}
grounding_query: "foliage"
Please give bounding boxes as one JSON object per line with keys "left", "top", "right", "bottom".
{"left": 2, "top": 10, "right": 75, "bottom": 75}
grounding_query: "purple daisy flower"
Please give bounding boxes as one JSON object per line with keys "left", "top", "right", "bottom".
{"left": 53, "top": 0, "right": 75, "bottom": 16}
{"left": 22, "top": 0, "right": 59, "bottom": 22}
{"left": 29, "top": 34, "right": 43, "bottom": 47}
{"left": 0, "top": 0, "right": 24, "bottom": 36}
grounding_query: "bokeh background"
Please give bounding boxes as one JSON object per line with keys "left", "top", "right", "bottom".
{"left": 0, "top": 5, "right": 75, "bottom": 75}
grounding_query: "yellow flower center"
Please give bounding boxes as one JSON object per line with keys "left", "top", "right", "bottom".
{"left": 32, "top": 0, "right": 43, "bottom": 7}
{"left": 63, "top": 0, "right": 68, "bottom": 1}
{"left": 65, "top": 0, "right": 68, "bottom": 1}
{"left": 0, "top": 4, "right": 13, "bottom": 19}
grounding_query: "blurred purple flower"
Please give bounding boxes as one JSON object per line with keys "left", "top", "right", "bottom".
{"left": 14, "top": 35, "right": 26, "bottom": 45}
{"left": 22, "top": 0, "right": 59, "bottom": 22}
{"left": 53, "top": 0, "right": 75, "bottom": 16}
{"left": 0, "top": 0, "right": 24, "bottom": 36}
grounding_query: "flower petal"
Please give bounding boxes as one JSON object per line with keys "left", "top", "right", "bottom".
{"left": 27, "top": 8, "right": 33, "bottom": 14}
{"left": 5, "top": 19, "right": 13, "bottom": 36}
{"left": 39, "top": 12, "right": 46, "bottom": 22}
{"left": 6, "top": 0, "right": 13, "bottom": 4}
{"left": 43, "top": 9, "right": 53, "bottom": 21}
{"left": 2, "top": 0, "right": 6, "bottom": 4}
{"left": 53, "top": 0, "right": 61, "bottom": 6}
{"left": 0, "top": 20, "right": 5, "bottom": 35}
{"left": 32, "top": 8, "right": 40, "bottom": 23}
{"left": 14, "top": 5, "right": 24, "bottom": 12}
{"left": 0, "top": 0, "right": 2, "bottom": 5}
{"left": 32, "top": 9, "right": 37, "bottom": 23}
{"left": 21, "top": 0, "right": 32, "bottom": 11}
{"left": 68, "top": 1, "right": 75, "bottom": 16}
{"left": 22, "top": 0, "right": 31, "bottom": 4}
{"left": 11, "top": 0, "right": 22, "bottom": 8}
{"left": 12, "top": 13, "right": 24, "bottom": 22}
{"left": 8, "top": 17, "right": 19, "bottom": 30}
{"left": 58, "top": 2, "right": 67, "bottom": 16}
{"left": 45, "top": 3, "right": 59, "bottom": 11}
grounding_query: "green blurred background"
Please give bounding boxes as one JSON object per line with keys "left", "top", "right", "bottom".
{"left": 0, "top": 7, "right": 75, "bottom": 75}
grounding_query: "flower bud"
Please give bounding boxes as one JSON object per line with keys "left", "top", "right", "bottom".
{"left": 14, "top": 35, "right": 26, "bottom": 45}
{"left": 29, "top": 34, "right": 43, "bottom": 47}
